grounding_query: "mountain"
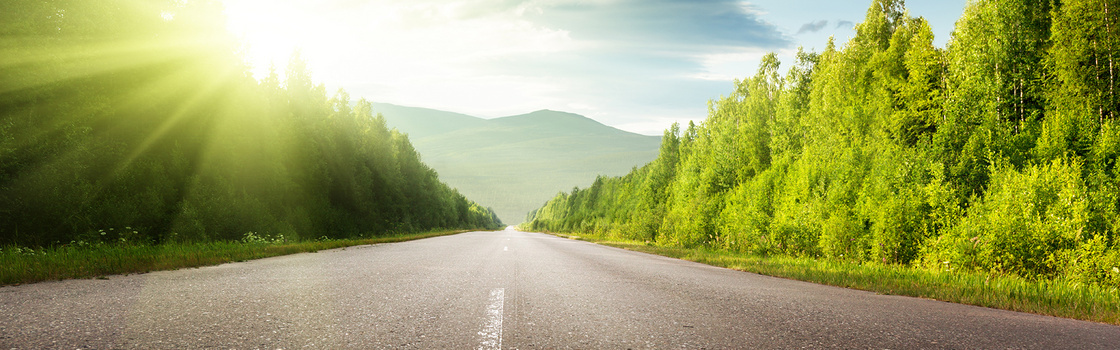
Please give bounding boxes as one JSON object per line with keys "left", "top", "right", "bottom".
{"left": 370, "top": 103, "right": 662, "bottom": 224}
{"left": 362, "top": 103, "right": 486, "bottom": 139}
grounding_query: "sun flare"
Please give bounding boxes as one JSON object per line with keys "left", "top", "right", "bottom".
{"left": 221, "top": 0, "right": 367, "bottom": 78}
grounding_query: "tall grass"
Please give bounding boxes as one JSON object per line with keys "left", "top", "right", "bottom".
{"left": 0, "top": 230, "right": 470, "bottom": 286}
{"left": 553, "top": 232, "right": 1120, "bottom": 326}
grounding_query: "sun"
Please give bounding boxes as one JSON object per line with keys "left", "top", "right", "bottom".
{"left": 220, "top": 0, "right": 353, "bottom": 79}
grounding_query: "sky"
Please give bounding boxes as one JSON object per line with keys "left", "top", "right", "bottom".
{"left": 221, "top": 0, "right": 969, "bottom": 135}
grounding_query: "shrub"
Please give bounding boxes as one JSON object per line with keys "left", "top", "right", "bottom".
{"left": 923, "top": 159, "right": 1091, "bottom": 279}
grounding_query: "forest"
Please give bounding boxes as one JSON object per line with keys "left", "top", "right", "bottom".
{"left": 0, "top": 0, "right": 502, "bottom": 248}
{"left": 525, "top": 0, "right": 1120, "bottom": 286}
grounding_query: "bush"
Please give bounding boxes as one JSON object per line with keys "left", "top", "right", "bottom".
{"left": 923, "top": 159, "right": 1091, "bottom": 279}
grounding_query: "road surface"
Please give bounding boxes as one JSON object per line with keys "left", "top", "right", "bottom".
{"left": 2, "top": 228, "right": 1118, "bottom": 348}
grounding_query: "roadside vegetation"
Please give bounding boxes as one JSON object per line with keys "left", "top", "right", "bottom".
{"left": 544, "top": 231, "right": 1120, "bottom": 325}
{"left": 0, "top": 229, "right": 470, "bottom": 286}
{"left": 525, "top": 0, "right": 1120, "bottom": 323}
{"left": 1, "top": 1, "right": 502, "bottom": 251}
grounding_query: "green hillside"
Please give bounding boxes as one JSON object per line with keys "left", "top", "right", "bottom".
{"left": 371, "top": 104, "right": 661, "bottom": 224}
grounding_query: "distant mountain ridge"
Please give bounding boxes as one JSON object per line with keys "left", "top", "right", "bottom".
{"left": 362, "top": 103, "right": 486, "bottom": 139}
{"left": 370, "top": 103, "right": 662, "bottom": 224}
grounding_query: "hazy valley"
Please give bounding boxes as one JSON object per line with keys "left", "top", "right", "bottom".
{"left": 370, "top": 103, "right": 661, "bottom": 224}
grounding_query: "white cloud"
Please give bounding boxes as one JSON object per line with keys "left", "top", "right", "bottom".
{"left": 687, "top": 49, "right": 791, "bottom": 81}
{"left": 224, "top": 0, "right": 880, "bottom": 135}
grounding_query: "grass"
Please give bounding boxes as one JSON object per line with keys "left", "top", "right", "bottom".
{"left": 547, "top": 232, "right": 1120, "bottom": 326}
{"left": 0, "top": 230, "right": 471, "bottom": 286}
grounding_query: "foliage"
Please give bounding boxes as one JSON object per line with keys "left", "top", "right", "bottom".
{"left": 524, "top": 0, "right": 1120, "bottom": 287}
{"left": 0, "top": 229, "right": 471, "bottom": 286}
{"left": 0, "top": 0, "right": 501, "bottom": 248}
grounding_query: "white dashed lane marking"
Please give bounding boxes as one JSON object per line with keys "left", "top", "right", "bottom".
{"left": 478, "top": 288, "right": 505, "bottom": 350}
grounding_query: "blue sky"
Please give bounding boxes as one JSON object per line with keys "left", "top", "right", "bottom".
{"left": 223, "top": 0, "right": 969, "bottom": 135}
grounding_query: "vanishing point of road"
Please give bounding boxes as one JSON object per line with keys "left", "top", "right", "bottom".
{"left": 2, "top": 228, "right": 1118, "bottom": 349}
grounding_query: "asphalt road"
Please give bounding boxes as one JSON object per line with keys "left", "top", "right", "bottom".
{"left": 2, "top": 228, "right": 1119, "bottom": 349}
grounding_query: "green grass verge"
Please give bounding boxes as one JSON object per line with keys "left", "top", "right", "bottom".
{"left": 547, "top": 232, "right": 1120, "bottom": 326}
{"left": 0, "top": 229, "right": 473, "bottom": 286}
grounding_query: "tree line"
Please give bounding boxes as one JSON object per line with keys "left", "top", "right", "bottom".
{"left": 525, "top": 0, "right": 1120, "bottom": 286}
{"left": 0, "top": 0, "right": 502, "bottom": 247}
